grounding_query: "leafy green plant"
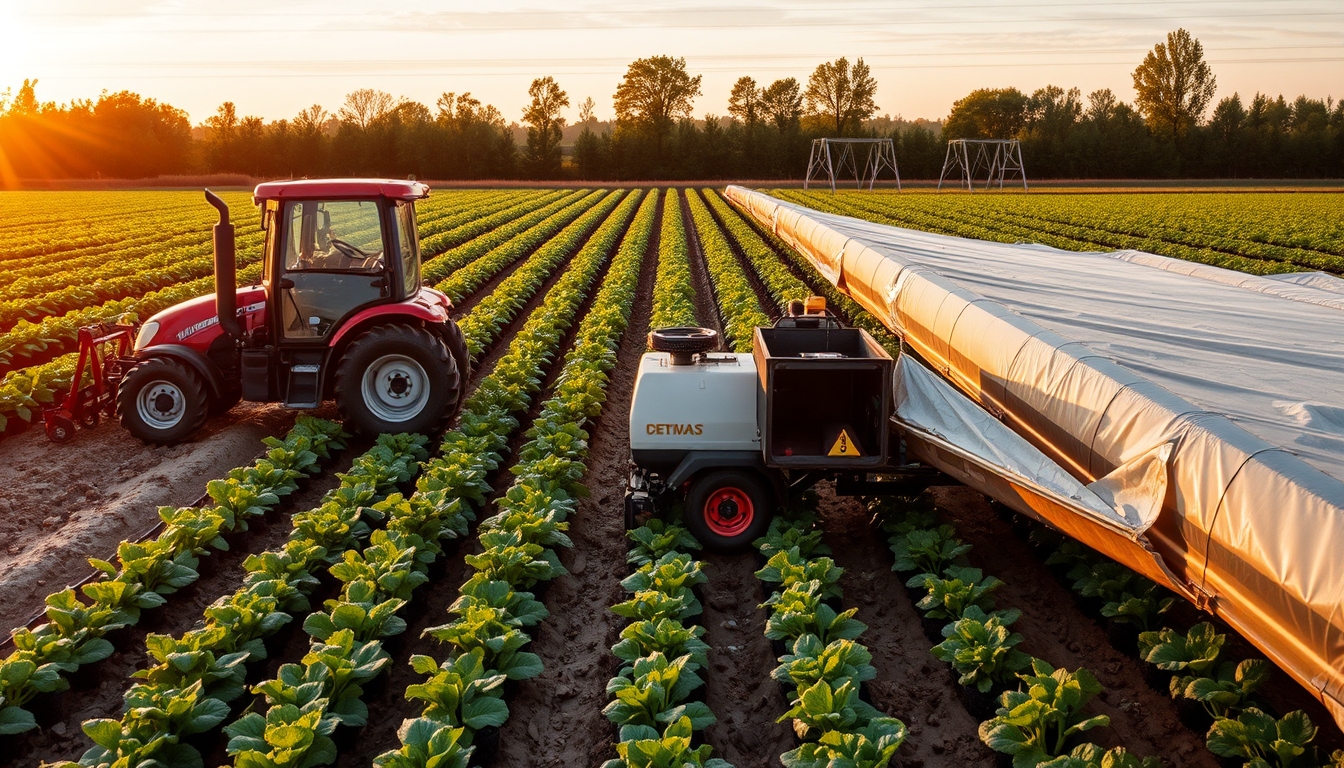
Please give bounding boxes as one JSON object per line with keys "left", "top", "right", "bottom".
{"left": 612, "top": 589, "right": 695, "bottom": 624}
{"left": 81, "top": 680, "right": 231, "bottom": 768}
{"left": 889, "top": 525, "right": 970, "bottom": 577}
{"left": 447, "top": 579, "right": 548, "bottom": 628}
{"left": 1099, "top": 580, "right": 1173, "bottom": 632}
{"left": 302, "top": 582, "right": 408, "bottom": 643}
{"left": 753, "top": 517, "right": 831, "bottom": 561}
{"left": 755, "top": 549, "right": 844, "bottom": 600}
{"left": 1137, "top": 622, "right": 1224, "bottom": 673}
{"left": 224, "top": 701, "right": 337, "bottom": 768}
{"left": 773, "top": 635, "right": 877, "bottom": 692}
{"left": 978, "top": 659, "right": 1111, "bottom": 767}
{"left": 621, "top": 553, "right": 707, "bottom": 616}
{"left": 1036, "top": 743, "right": 1162, "bottom": 768}
{"left": 778, "top": 678, "right": 882, "bottom": 739}
{"left": 931, "top": 606, "right": 1031, "bottom": 693}
{"left": 912, "top": 566, "right": 1004, "bottom": 621}
{"left": 463, "top": 531, "right": 566, "bottom": 589}
{"left": 601, "top": 716, "right": 733, "bottom": 768}
{"left": 1207, "top": 708, "right": 1318, "bottom": 768}
{"left": 779, "top": 716, "right": 907, "bottom": 768}
{"left": 425, "top": 606, "right": 543, "bottom": 681}
{"left": 1070, "top": 561, "right": 1135, "bottom": 603}
{"left": 627, "top": 520, "right": 701, "bottom": 568}
{"left": 612, "top": 619, "right": 711, "bottom": 673}
{"left": 404, "top": 648, "right": 508, "bottom": 733}
{"left": 372, "top": 718, "right": 474, "bottom": 768}
{"left": 603, "top": 653, "right": 715, "bottom": 730}
{"left": 1173, "top": 658, "right": 1270, "bottom": 720}
{"left": 763, "top": 581, "right": 867, "bottom": 644}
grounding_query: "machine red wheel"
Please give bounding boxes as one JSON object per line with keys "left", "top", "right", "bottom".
{"left": 684, "top": 469, "right": 773, "bottom": 552}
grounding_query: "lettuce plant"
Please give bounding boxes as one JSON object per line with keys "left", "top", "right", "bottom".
{"left": 612, "top": 619, "right": 711, "bottom": 673}
{"left": 1037, "top": 743, "right": 1162, "bottom": 768}
{"left": 1207, "top": 708, "right": 1318, "bottom": 768}
{"left": 601, "top": 716, "right": 734, "bottom": 768}
{"left": 603, "top": 653, "right": 714, "bottom": 730}
{"left": 978, "top": 659, "right": 1111, "bottom": 766}
{"left": 463, "top": 532, "right": 566, "bottom": 589}
{"left": 931, "top": 606, "right": 1031, "bottom": 693}
{"left": 621, "top": 553, "right": 707, "bottom": 617}
{"left": 1173, "top": 658, "right": 1270, "bottom": 720}
{"left": 773, "top": 635, "right": 877, "bottom": 692}
{"left": 372, "top": 718, "right": 473, "bottom": 768}
{"left": 912, "top": 566, "right": 1004, "bottom": 621}
{"left": 224, "top": 701, "right": 337, "bottom": 768}
{"left": 447, "top": 579, "right": 548, "bottom": 628}
{"left": 778, "top": 678, "right": 882, "bottom": 739}
{"left": 404, "top": 648, "right": 509, "bottom": 733}
{"left": 1137, "top": 622, "right": 1224, "bottom": 673}
{"left": 755, "top": 549, "right": 844, "bottom": 600}
{"left": 780, "top": 716, "right": 907, "bottom": 768}
{"left": 612, "top": 589, "right": 695, "bottom": 624}
{"left": 302, "top": 582, "right": 408, "bottom": 643}
{"left": 627, "top": 520, "right": 701, "bottom": 567}
{"left": 763, "top": 581, "right": 867, "bottom": 644}
{"left": 1099, "top": 580, "right": 1173, "bottom": 632}
{"left": 425, "top": 606, "right": 543, "bottom": 681}
{"left": 889, "top": 525, "right": 970, "bottom": 578}
{"left": 753, "top": 517, "right": 831, "bottom": 561}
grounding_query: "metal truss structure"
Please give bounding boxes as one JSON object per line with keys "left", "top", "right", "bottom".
{"left": 937, "top": 139, "right": 1028, "bottom": 191}
{"left": 804, "top": 138, "right": 901, "bottom": 192}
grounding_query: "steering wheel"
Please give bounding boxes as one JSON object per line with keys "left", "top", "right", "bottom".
{"left": 328, "top": 237, "right": 368, "bottom": 262}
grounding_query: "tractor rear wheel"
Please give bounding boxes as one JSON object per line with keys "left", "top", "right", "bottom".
{"left": 117, "top": 357, "right": 209, "bottom": 445}
{"left": 683, "top": 469, "right": 773, "bottom": 553}
{"left": 334, "top": 324, "right": 460, "bottom": 437}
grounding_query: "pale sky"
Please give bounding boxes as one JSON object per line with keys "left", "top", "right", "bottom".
{"left": 1, "top": 1, "right": 1340, "bottom": 126}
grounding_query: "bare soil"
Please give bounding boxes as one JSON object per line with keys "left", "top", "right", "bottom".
{"left": 0, "top": 402, "right": 310, "bottom": 634}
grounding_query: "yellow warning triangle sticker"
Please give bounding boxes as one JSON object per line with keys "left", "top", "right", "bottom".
{"left": 828, "top": 429, "right": 862, "bottom": 457}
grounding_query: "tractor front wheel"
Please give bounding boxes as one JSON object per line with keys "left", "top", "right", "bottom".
{"left": 117, "top": 357, "right": 209, "bottom": 445}
{"left": 683, "top": 469, "right": 773, "bottom": 553}
{"left": 334, "top": 324, "right": 460, "bottom": 437}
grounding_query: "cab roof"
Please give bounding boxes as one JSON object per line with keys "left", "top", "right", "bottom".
{"left": 252, "top": 178, "right": 429, "bottom": 204}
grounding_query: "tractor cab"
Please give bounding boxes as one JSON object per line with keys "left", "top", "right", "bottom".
{"left": 64, "top": 179, "right": 471, "bottom": 446}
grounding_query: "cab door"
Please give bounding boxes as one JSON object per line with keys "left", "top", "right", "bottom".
{"left": 277, "top": 199, "right": 391, "bottom": 342}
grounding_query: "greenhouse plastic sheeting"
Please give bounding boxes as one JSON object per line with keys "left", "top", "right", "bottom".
{"left": 724, "top": 185, "right": 1344, "bottom": 728}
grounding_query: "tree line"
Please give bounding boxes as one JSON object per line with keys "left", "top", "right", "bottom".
{"left": 0, "top": 31, "right": 1340, "bottom": 183}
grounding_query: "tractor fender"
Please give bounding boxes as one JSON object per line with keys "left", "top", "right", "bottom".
{"left": 327, "top": 302, "right": 449, "bottom": 351}
{"left": 135, "top": 344, "right": 227, "bottom": 402}
{"left": 666, "top": 451, "right": 786, "bottom": 502}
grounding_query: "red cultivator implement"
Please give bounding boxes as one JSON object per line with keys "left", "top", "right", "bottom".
{"left": 42, "top": 323, "right": 136, "bottom": 442}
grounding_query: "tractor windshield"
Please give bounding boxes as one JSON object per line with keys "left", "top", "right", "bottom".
{"left": 284, "top": 200, "right": 384, "bottom": 272}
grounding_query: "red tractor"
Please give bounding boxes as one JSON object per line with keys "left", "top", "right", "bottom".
{"left": 45, "top": 179, "right": 469, "bottom": 445}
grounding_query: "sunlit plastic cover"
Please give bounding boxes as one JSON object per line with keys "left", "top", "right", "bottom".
{"left": 724, "top": 185, "right": 1344, "bottom": 728}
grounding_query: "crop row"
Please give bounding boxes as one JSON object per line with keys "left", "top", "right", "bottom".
{"left": 684, "top": 191, "right": 770, "bottom": 352}
{"left": 372, "top": 190, "right": 655, "bottom": 767}
{"left": 0, "top": 416, "right": 346, "bottom": 739}
{"left": 776, "top": 191, "right": 1318, "bottom": 278}
{"left": 604, "top": 517, "right": 730, "bottom": 767}
{"left": 649, "top": 191, "right": 698, "bottom": 331}
{"left": 69, "top": 429, "right": 432, "bottom": 768}
{"left": 456, "top": 191, "right": 630, "bottom": 359}
{"left": 698, "top": 189, "right": 810, "bottom": 311}
{"left": 421, "top": 190, "right": 594, "bottom": 285}
{"left": 436, "top": 190, "right": 615, "bottom": 305}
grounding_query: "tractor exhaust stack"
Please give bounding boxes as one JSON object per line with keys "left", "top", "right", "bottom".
{"left": 204, "top": 190, "right": 242, "bottom": 342}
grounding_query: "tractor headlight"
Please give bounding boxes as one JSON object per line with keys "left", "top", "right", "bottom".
{"left": 134, "top": 321, "right": 160, "bottom": 351}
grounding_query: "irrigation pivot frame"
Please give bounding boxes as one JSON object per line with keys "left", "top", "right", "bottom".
{"left": 804, "top": 138, "right": 901, "bottom": 193}
{"left": 937, "top": 139, "right": 1028, "bottom": 191}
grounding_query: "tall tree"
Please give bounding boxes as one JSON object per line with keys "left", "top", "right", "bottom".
{"left": 760, "top": 78, "right": 803, "bottom": 132}
{"left": 727, "top": 76, "right": 761, "bottom": 126}
{"left": 1131, "top": 28, "right": 1217, "bottom": 140}
{"left": 802, "top": 57, "right": 878, "bottom": 135}
{"left": 613, "top": 55, "right": 702, "bottom": 154}
{"left": 339, "top": 88, "right": 398, "bottom": 130}
{"left": 942, "top": 88, "right": 1028, "bottom": 139}
{"left": 522, "top": 76, "right": 569, "bottom": 178}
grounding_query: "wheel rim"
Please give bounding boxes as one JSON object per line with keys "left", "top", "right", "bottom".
{"left": 703, "top": 487, "right": 754, "bottom": 537}
{"left": 361, "top": 353, "right": 430, "bottom": 423}
{"left": 136, "top": 379, "right": 186, "bottom": 429}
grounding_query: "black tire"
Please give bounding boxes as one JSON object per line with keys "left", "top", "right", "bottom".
{"left": 683, "top": 469, "right": 774, "bottom": 553}
{"left": 46, "top": 413, "right": 76, "bottom": 443}
{"left": 209, "top": 383, "right": 243, "bottom": 416}
{"left": 334, "top": 324, "right": 460, "bottom": 438}
{"left": 648, "top": 327, "right": 718, "bottom": 354}
{"left": 442, "top": 319, "right": 472, "bottom": 405}
{"left": 117, "top": 357, "right": 209, "bottom": 445}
